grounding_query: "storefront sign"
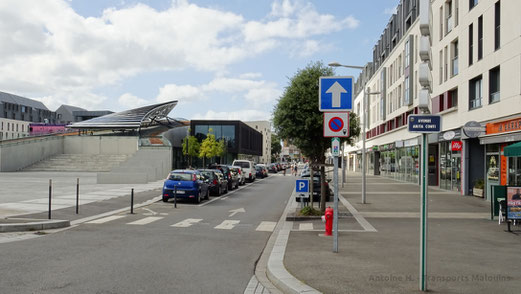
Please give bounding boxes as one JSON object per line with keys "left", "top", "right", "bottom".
{"left": 443, "top": 131, "right": 456, "bottom": 140}
{"left": 404, "top": 138, "right": 418, "bottom": 147}
{"left": 506, "top": 187, "right": 521, "bottom": 220}
{"left": 395, "top": 140, "right": 404, "bottom": 148}
{"left": 451, "top": 140, "right": 462, "bottom": 151}
{"left": 463, "top": 121, "right": 484, "bottom": 138}
{"left": 501, "top": 145, "right": 507, "bottom": 186}
{"left": 486, "top": 117, "right": 521, "bottom": 135}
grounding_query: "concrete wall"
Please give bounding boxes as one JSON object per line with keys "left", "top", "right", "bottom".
{"left": 64, "top": 136, "right": 138, "bottom": 155}
{"left": 0, "top": 136, "right": 64, "bottom": 171}
{"left": 97, "top": 146, "right": 172, "bottom": 184}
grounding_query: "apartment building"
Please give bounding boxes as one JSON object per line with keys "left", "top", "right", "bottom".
{"left": 346, "top": 0, "right": 521, "bottom": 199}
{"left": 245, "top": 121, "right": 272, "bottom": 164}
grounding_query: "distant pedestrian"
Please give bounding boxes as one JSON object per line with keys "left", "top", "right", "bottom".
{"left": 294, "top": 164, "right": 298, "bottom": 176}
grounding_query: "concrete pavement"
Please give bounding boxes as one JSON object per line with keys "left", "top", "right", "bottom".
{"left": 264, "top": 171, "right": 521, "bottom": 294}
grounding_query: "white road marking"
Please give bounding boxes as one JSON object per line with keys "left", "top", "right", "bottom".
{"left": 214, "top": 220, "right": 240, "bottom": 230}
{"left": 255, "top": 221, "right": 277, "bottom": 232}
{"left": 86, "top": 215, "right": 126, "bottom": 224}
{"left": 127, "top": 216, "right": 163, "bottom": 225}
{"left": 221, "top": 197, "right": 229, "bottom": 200}
{"left": 299, "top": 223, "right": 314, "bottom": 231}
{"left": 142, "top": 208, "right": 158, "bottom": 215}
{"left": 171, "top": 218, "right": 203, "bottom": 228}
{"left": 229, "top": 207, "right": 245, "bottom": 217}
{"left": 338, "top": 194, "right": 377, "bottom": 232}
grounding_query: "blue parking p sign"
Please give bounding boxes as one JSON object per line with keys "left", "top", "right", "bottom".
{"left": 296, "top": 179, "right": 309, "bottom": 193}
{"left": 319, "top": 76, "right": 354, "bottom": 112}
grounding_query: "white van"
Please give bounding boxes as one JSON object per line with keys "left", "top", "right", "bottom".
{"left": 232, "top": 160, "right": 256, "bottom": 182}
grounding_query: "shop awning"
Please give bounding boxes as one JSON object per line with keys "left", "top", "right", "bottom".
{"left": 504, "top": 141, "right": 521, "bottom": 157}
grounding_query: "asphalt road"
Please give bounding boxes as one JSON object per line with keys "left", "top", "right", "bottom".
{"left": 0, "top": 173, "right": 294, "bottom": 294}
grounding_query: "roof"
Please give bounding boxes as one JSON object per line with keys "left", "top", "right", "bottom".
{"left": 0, "top": 91, "right": 49, "bottom": 110}
{"left": 68, "top": 100, "right": 185, "bottom": 130}
{"left": 56, "top": 104, "right": 86, "bottom": 114}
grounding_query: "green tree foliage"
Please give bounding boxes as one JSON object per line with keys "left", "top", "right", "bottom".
{"left": 182, "top": 135, "right": 200, "bottom": 166}
{"left": 199, "top": 129, "right": 226, "bottom": 167}
{"left": 271, "top": 133, "right": 282, "bottom": 159}
{"left": 273, "top": 61, "right": 361, "bottom": 211}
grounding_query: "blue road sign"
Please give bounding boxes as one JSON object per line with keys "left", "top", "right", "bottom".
{"left": 319, "top": 76, "right": 354, "bottom": 112}
{"left": 296, "top": 179, "right": 309, "bottom": 193}
{"left": 408, "top": 115, "right": 442, "bottom": 133}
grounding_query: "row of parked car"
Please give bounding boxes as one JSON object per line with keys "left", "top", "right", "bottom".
{"left": 162, "top": 160, "right": 285, "bottom": 203}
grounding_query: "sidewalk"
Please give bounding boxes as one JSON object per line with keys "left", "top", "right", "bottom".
{"left": 274, "top": 172, "right": 521, "bottom": 294}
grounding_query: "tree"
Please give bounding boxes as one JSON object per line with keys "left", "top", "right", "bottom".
{"left": 273, "top": 61, "right": 360, "bottom": 212}
{"left": 199, "top": 129, "right": 225, "bottom": 167}
{"left": 271, "top": 133, "right": 282, "bottom": 161}
{"left": 182, "top": 135, "right": 200, "bottom": 167}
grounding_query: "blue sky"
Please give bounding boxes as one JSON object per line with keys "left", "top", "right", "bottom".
{"left": 0, "top": 0, "right": 399, "bottom": 121}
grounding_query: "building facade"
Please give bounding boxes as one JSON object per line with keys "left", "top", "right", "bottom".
{"left": 346, "top": 0, "right": 521, "bottom": 200}
{"left": 245, "top": 121, "right": 272, "bottom": 164}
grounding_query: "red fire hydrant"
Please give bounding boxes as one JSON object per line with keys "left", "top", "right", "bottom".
{"left": 324, "top": 206, "right": 334, "bottom": 236}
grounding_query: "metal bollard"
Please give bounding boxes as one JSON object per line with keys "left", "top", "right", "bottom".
{"left": 76, "top": 178, "right": 80, "bottom": 214}
{"left": 130, "top": 188, "right": 134, "bottom": 214}
{"left": 174, "top": 186, "right": 177, "bottom": 208}
{"left": 48, "top": 179, "right": 52, "bottom": 219}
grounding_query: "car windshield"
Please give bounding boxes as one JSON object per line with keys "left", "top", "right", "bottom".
{"left": 168, "top": 173, "right": 193, "bottom": 181}
{"left": 200, "top": 172, "right": 213, "bottom": 179}
{"left": 235, "top": 162, "right": 250, "bottom": 168}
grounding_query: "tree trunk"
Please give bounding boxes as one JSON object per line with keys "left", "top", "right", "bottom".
{"left": 320, "top": 163, "right": 326, "bottom": 214}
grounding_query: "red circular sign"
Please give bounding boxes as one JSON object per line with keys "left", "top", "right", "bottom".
{"left": 328, "top": 117, "right": 344, "bottom": 132}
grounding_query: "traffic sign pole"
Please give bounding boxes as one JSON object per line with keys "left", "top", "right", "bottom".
{"left": 333, "top": 145, "right": 339, "bottom": 253}
{"left": 420, "top": 133, "right": 428, "bottom": 291}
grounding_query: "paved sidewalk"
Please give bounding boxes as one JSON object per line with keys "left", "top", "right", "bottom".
{"left": 277, "top": 172, "right": 521, "bottom": 294}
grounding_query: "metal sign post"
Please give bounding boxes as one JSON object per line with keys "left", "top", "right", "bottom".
{"left": 332, "top": 138, "right": 340, "bottom": 253}
{"left": 408, "top": 114, "right": 441, "bottom": 292}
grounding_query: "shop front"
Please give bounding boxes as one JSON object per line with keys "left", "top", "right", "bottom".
{"left": 377, "top": 138, "right": 419, "bottom": 184}
{"left": 438, "top": 129, "right": 463, "bottom": 192}
{"left": 480, "top": 115, "right": 521, "bottom": 200}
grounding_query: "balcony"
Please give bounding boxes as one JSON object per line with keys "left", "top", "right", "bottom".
{"left": 490, "top": 91, "right": 500, "bottom": 104}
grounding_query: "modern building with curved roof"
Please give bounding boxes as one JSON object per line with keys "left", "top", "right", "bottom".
{"left": 67, "top": 100, "right": 187, "bottom": 131}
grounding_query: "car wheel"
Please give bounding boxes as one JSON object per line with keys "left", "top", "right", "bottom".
{"left": 205, "top": 189, "right": 209, "bottom": 200}
{"left": 162, "top": 197, "right": 168, "bottom": 202}
{"left": 235, "top": 182, "right": 239, "bottom": 189}
{"left": 195, "top": 191, "right": 201, "bottom": 204}
{"left": 217, "top": 186, "right": 222, "bottom": 196}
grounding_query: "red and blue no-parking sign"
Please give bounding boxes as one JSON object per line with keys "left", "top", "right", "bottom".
{"left": 324, "top": 112, "right": 349, "bottom": 137}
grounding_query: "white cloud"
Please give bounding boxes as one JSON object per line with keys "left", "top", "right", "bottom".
{"left": 118, "top": 93, "right": 149, "bottom": 109}
{"left": 193, "top": 110, "right": 271, "bottom": 121}
{"left": 0, "top": 0, "right": 358, "bottom": 111}
{"left": 239, "top": 72, "right": 263, "bottom": 79}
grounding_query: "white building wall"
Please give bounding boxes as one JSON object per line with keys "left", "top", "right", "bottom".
{"left": 0, "top": 118, "right": 30, "bottom": 141}
{"left": 245, "top": 121, "right": 271, "bottom": 164}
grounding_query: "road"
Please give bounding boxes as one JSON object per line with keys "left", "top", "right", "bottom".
{"left": 0, "top": 173, "right": 294, "bottom": 294}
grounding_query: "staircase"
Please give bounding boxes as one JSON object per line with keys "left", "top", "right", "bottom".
{"left": 24, "top": 154, "right": 133, "bottom": 172}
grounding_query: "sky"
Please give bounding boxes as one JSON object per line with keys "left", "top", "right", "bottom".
{"left": 0, "top": 0, "right": 399, "bottom": 121}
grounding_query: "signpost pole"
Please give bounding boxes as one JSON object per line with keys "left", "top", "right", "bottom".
{"left": 420, "top": 133, "right": 428, "bottom": 291}
{"left": 333, "top": 140, "right": 339, "bottom": 253}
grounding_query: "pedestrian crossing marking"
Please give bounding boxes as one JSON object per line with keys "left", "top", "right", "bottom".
{"left": 127, "top": 217, "right": 163, "bottom": 225}
{"left": 214, "top": 220, "right": 240, "bottom": 230}
{"left": 299, "top": 223, "right": 314, "bottom": 231}
{"left": 86, "top": 215, "right": 126, "bottom": 224}
{"left": 171, "top": 218, "right": 203, "bottom": 228}
{"left": 255, "top": 221, "right": 276, "bottom": 232}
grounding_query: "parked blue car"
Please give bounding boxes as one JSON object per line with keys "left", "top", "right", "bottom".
{"left": 162, "top": 170, "right": 209, "bottom": 203}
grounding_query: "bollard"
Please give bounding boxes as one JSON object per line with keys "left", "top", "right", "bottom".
{"left": 130, "top": 188, "right": 134, "bottom": 214}
{"left": 174, "top": 186, "right": 177, "bottom": 208}
{"left": 48, "top": 179, "right": 52, "bottom": 219}
{"left": 76, "top": 178, "right": 80, "bottom": 214}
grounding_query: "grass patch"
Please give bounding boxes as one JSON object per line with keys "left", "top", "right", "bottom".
{"left": 299, "top": 206, "right": 322, "bottom": 216}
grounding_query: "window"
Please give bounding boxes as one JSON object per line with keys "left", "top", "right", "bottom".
{"left": 469, "top": 0, "right": 478, "bottom": 10}
{"left": 445, "top": 0, "right": 453, "bottom": 34}
{"left": 451, "top": 39, "right": 459, "bottom": 76}
{"left": 439, "top": 50, "right": 443, "bottom": 84}
{"left": 495, "top": 1, "right": 500, "bottom": 50}
{"left": 405, "top": 40, "right": 410, "bottom": 68}
{"left": 444, "top": 46, "right": 449, "bottom": 81}
{"left": 439, "top": 6, "right": 444, "bottom": 40}
{"left": 468, "top": 23, "right": 473, "bottom": 66}
{"left": 449, "top": 88, "right": 458, "bottom": 107}
{"left": 478, "top": 16, "right": 483, "bottom": 60}
{"left": 455, "top": 0, "right": 459, "bottom": 27}
{"left": 469, "top": 75, "right": 482, "bottom": 109}
{"left": 405, "top": 77, "right": 410, "bottom": 105}
{"left": 489, "top": 66, "right": 500, "bottom": 103}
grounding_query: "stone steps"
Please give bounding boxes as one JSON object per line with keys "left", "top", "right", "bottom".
{"left": 24, "top": 154, "right": 132, "bottom": 172}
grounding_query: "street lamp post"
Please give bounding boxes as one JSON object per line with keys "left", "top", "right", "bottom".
{"left": 328, "top": 62, "right": 380, "bottom": 204}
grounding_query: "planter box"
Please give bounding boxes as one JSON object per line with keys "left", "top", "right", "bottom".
{"left": 473, "top": 188, "right": 484, "bottom": 197}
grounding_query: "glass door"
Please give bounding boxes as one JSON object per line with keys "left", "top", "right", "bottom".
{"left": 451, "top": 154, "right": 461, "bottom": 191}
{"left": 486, "top": 144, "right": 500, "bottom": 201}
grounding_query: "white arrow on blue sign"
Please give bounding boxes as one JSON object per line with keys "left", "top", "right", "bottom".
{"left": 319, "top": 76, "right": 354, "bottom": 112}
{"left": 295, "top": 179, "right": 309, "bottom": 193}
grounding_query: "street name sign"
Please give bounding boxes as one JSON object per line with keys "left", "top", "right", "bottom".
{"left": 408, "top": 115, "right": 441, "bottom": 133}
{"left": 324, "top": 112, "right": 349, "bottom": 137}
{"left": 331, "top": 137, "right": 340, "bottom": 156}
{"left": 319, "top": 76, "right": 354, "bottom": 112}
